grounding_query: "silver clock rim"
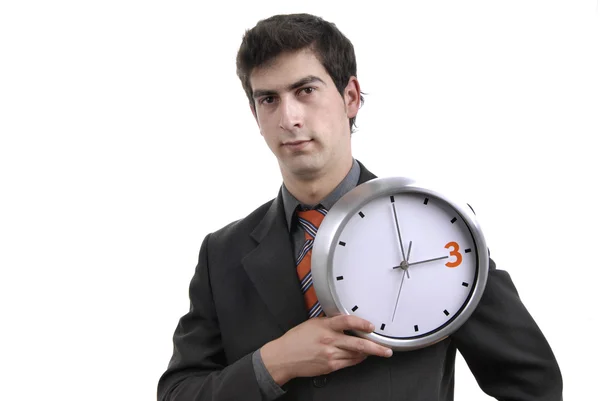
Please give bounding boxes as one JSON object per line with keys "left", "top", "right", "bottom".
{"left": 311, "top": 176, "right": 489, "bottom": 351}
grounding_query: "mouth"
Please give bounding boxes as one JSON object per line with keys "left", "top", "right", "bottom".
{"left": 282, "top": 139, "right": 313, "bottom": 150}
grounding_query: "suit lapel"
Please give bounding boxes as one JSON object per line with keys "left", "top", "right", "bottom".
{"left": 242, "top": 190, "right": 308, "bottom": 333}
{"left": 356, "top": 160, "right": 377, "bottom": 185}
{"left": 241, "top": 160, "right": 377, "bottom": 333}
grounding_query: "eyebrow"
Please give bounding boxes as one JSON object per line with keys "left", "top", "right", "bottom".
{"left": 252, "top": 75, "right": 326, "bottom": 99}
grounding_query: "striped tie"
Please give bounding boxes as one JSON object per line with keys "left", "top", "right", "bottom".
{"left": 296, "top": 206, "right": 328, "bottom": 319}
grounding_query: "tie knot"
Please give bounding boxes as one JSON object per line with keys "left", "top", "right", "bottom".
{"left": 296, "top": 206, "right": 328, "bottom": 238}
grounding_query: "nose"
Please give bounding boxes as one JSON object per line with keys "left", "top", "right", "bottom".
{"left": 279, "top": 97, "right": 303, "bottom": 131}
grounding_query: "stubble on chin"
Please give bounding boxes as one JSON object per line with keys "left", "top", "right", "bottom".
{"left": 279, "top": 154, "right": 325, "bottom": 182}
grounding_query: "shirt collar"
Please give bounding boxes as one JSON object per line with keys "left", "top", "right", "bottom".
{"left": 281, "top": 158, "right": 360, "bottom": 232}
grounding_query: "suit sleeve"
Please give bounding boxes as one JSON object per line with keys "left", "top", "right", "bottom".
{"left": 157, "top": 234, "right": 265, "bottom": 401}
{"left": 451, "top": 257, "right": 563, "bottom": 400}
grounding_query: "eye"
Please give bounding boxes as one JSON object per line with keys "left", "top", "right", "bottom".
{"left": 299, "top": 87, "right": 315, "bottom": 96}
{"left": 260, "top": 96, "right": 276, "bottom": 105}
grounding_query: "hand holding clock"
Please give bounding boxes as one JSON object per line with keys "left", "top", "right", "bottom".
{"left": 260, "top": 315, "right": 393, "bottom": 386}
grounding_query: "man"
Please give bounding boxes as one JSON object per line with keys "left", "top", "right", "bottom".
{"left": 157, "top": 13, "right": 562, "bottom": 401}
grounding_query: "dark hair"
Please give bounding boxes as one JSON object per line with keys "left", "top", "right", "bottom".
{"left": 236, "top": 13, "right": 365, "bottom": 133}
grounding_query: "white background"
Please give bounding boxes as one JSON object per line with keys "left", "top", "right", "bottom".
{"left": 1, "top": 1, "right": 598, "bottom": 400}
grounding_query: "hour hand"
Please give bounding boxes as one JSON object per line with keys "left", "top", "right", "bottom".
{"left": 408, "top": 255, "right": 449, "bottom": 267}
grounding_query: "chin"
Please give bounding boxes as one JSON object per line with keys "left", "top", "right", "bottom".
{"left": 282, "top": 157, "right": 323, "bottom": 179}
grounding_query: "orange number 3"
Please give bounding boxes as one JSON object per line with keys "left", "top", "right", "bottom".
{"left": 445, "top": 241, "right": 462, "bottom": 268}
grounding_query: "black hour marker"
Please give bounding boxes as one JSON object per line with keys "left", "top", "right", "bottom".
{"left": 444, "top": 309, "right": 450, "bottom": 316}
{"left": 336, "top": 276, "right": 344, "bottom": 281}
{"left": 358, "top": 211, "right": 365, "bottom": 218}
{"left": 424, "top": 197, "right": 429, "bottom": 205}
{"left": 390, "top": 195, "right": 395, "bottom": 203}
{"left": 339, "top": 241, "right": 346, "bottom": 246}
{"left": 352, "top": 305, "right": 359, "bottom": 312}
{"left": 380, "top": 324, "right": 386, "bottom": 331}
{"left": 451, "top": 217, "right": 457, "bottom": 224}
{"left": 465, "top": 248, "right": 472, "bottom": 253}
{"left": 414, "top": 325, "right": 419, "bottom": 332}
{"left": 462, "top": 282, "right": 469, "bottom": 287}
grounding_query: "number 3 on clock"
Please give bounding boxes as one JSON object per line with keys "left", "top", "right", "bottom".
{"left": 445, "top": 241, "right": 462, "bottom": 268}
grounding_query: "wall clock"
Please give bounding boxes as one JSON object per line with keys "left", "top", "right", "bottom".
{"left": 312, "top": 177, "right": 489, "bottom": 351}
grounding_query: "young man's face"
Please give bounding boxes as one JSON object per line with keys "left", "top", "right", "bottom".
{"left": 249, "top": 48, "right": 360, "bottom": 181}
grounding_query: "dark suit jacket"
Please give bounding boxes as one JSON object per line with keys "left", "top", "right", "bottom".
{"left": 158, "top": 162, "right": 562, "bottom": 401}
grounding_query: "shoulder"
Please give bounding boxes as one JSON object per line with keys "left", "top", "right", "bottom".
{"left": 207, "top": 197, "right": 275, "bottom": 246}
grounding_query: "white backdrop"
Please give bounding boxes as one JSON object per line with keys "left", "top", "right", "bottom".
{"left": 1, "top": 1, "right": 599, "bottom": 400}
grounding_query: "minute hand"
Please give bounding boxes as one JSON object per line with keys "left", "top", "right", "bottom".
{"left": 391, "top": 203, "right": 407, "bottom": 263}
{"left": 408, "top": 255, "right": 449, "bottom": 267}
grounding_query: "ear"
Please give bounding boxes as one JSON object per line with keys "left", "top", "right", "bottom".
{"left": 344, "top": 77, "right": 361, "bottom": 119}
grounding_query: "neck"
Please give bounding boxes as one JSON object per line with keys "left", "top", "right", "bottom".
{"left": 281, "top": 156, "right": 353, "bottom": 205}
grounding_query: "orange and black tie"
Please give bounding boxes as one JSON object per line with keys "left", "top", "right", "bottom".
{"left": 295, "top": 206, "right": 328, "bottom": 318}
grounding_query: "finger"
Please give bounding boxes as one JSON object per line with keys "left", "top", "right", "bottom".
{"left": 328, "top": 314, "right": 374, "bottom": 333}
{"left": 328, "top": 354, "right": 368, "bottom": 372}
{"left": 324, "top": 347, "right": 363, "bottom": 361}
{"left": 336, "top": 335, "right": 393, "bottom": 358}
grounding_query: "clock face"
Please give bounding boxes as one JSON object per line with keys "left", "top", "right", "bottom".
{"left": 330, "top": 192, "right": 479, "bottom": 339}
{"left": 312, "top": 178, "right": 488, "bottom": 350}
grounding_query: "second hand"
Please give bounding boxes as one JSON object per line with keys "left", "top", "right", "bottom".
{"left": 392, "top": 269, "right": 406, "bottom": 322}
